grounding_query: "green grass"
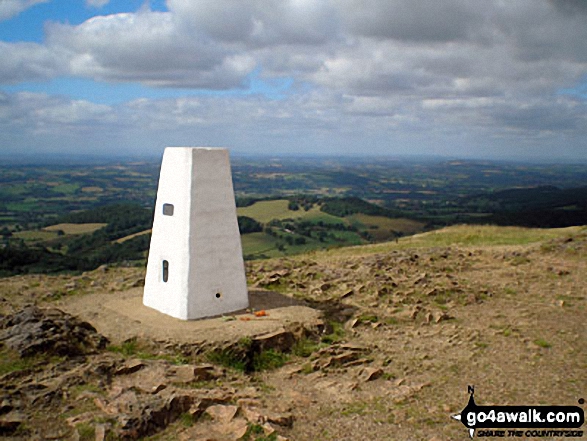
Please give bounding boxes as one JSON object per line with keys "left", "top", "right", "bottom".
{"left": 238, "top": 199, "right": 342, "bottom": 224}
{"left": 241, "top": 229, "right": 365, "bottom": 260}
{"left": 238, "top": 200, "right": 301, "bottom": 223}
{"left": 0, "top": 184, "right": 29, "bottom": 196}
{"left": 13, "top": 230, "right": 59, "bottom": 241}
{"left": 327, "top": 230, "right": 364, "bottom": 245}
{"left": 206, "top": 338, "right": 288, "bottom": 373}
{"left": 241, "top": 232, "right": 279, "bottom": 257}
{"left": 207, "top": 347, "right": 248, "bottom": 372}
{"left": 51, "top": 183, "right": 80, "bottom": 194}
{"left": 332, "top": 225, "right": 585, "bottom": 257}
{"left": 403, "top": 225, "right": 582, "bottom": 247}
{"left": 340, "top": 401, "right": 369, "bottom": 417}
{"left": 107, "top": 338, "right": 140, "bottom": 356}
{"left": 106, "top": 338, "right": 188, "bottom": 364}
{"left": 321, "top": 321, "right": 346, "bottom": 344}
{"left": 291, "top": 338, "right": 320, "bottom": 358}
{"left": 7, "top": 201, "right": 39, "bottom": 212}
{"left": 179, "top": 412, "right": 194, "bottom": 427}
{"left": 44, "top": 223, "right": 107, "bottom": 235}
{"left": 242, "top": 423, "right": 278, "bottom": 441}
{"left": 534, "top": 338, "right": 552, "bottom": 348}
{"left": 76, "top": 423, "right": 95, "bottom": 441}
{"left": 0, "top": 348, "right": 37, "bottom": 375}
{"left": 347, "top": 214, "right": 425, "bottom": 240}
{"left": 252, "top": 349, "right": 288, "bottom": 371}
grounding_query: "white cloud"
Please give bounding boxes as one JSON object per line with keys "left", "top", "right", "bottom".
{"left": 85, "top": 0, "right": 109, "bottom": 8}
{"left": 1, "top": 0, "right": 586, "bottom": 158}
{"left": 0, "top": 0, "right": 49, "bottom": 21}
{"left": 167, "top": 0, "right": 339, "bottom": 46}
{"left": 45, "top": 10, "right": 256, "bottom": 88}
{"left": 0, "top": 41, "right": 67, "bottom": 83}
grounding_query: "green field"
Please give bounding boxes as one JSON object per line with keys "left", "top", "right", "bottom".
{"left": 333, "top": 224, "right": 586, "bottom": 257}
{"left": 237, "top": 199, "right": 341, "bottom": 224}
{"left": 402, "top": 224, "right": 584, "bottom": 247}
{"left": 347, "top": 213, "right": 425, "bottom": 241}
{"left": 51, "top": 183, "right": 80, "bottom": 194}
{"left": 6, "top": 201, "right": 39, "bottom": 212}
{"left": 2, "top": 158, "right": 585, "bottom": 275}
{"left": 44, "top": 223, "right": 107, "bottom": 235}
{"left": 241, "top": 232, "right": 280, "bottom": 258}
{"left": 13, "top": 230, "right": 59, "bottom": 241}
{"left": 236, "top": 199, "right": 430, "bottom": 258}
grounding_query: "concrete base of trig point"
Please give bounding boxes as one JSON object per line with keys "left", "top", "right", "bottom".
{"left": 143, "top": 147, "right": 249, "bottom": 320}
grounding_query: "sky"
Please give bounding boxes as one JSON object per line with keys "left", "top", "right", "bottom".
{"left": 0, "top": 0, "right": 586, "bottom": 161}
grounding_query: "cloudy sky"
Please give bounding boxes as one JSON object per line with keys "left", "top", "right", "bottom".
{"left": 0, "top": 0, "right": 586, "bottom": 161}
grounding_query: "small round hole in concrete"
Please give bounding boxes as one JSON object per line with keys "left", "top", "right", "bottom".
{"left": 215, "top": 292, "right": 222, "bottom": 299}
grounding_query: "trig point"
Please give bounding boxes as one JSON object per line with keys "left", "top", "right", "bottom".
{"left": 143, "top": 147, "right": 249, "bottom": 320}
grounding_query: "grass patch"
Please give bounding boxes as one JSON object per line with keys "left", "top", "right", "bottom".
{"left": 242, "top": 423, "right": 278, "bottom": 441}
{"left": 106, "top": 338, "right": 188, "bottom": 364}
{"left": 300, "top": 363, "right": 315, "bottom": 375}
{"left": 0, "top": 348, "right": 37, "bottom": 375}
{"left": 238, "top": 199, "right": 302, "bottom": 224}
{"left": 207, "top": 338, "right": 251, "bottom": 372}
{"left": 253, "top": 349, "right": 288, "bottom": 371}
{"left": 347, "top": 214, "right": 425, "bottom": 240}
{"left": 13, "top": 230, "right": 58, "bottom": 241}
{"left": 207, "top": 348, "right": 248, "bottom": 372}
{"left": 241, "top": 232, "right": 280, "bottom": 258}
{"left": 321, "top": 321, "right": 346, "bottom": 344}
{"left": 44, "top": 223, "right": 107, "bottom": 235}
{"left": 76, "top": 423, "right": 95, "bottom": 441}
{"left": 291, "top": 337, "right": 319, "bottom": 358}
{"left": 340, "top": 401, "right": 369, "bottom": 417}
{"left": 51, "top": 183, "right": 80, "bottom": 194}
{"left": 534, "top": 338, "right": 552, "bottom": 348}
{"left": 71, "top": 383, "right": 105, "bottom": 397}
{"left": 334, "top": 225, "right": 584, "bottom": 257}
{"left": 207, "top": 338, "right": 288, "bottom": 373}
{"left": 179, "top": 412, "right": 194, "bottom": 427}
{"left": 238, "top": 200, "right": 341, "bottom": 224}
{"left": 409, "top": 225, "right": 581, "bottom": 247}
{"left": 107, "top": 338, "right": 139, "bottom": 357}
{"left": 358, "top": 314, "right": 378, "bottom": 323}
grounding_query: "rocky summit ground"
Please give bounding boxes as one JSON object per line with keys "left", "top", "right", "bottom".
{"left": 0, "top": 225, "right": 586, "bottom": 441}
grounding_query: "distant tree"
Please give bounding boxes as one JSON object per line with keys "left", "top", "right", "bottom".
{"left": 237, "top": 216, "right": 262, "bottom": 234}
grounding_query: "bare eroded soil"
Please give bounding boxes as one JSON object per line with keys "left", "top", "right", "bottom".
{"left": 0, "top": 226, "right": 585, "bottom": 440}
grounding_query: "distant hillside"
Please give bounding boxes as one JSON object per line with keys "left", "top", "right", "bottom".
{"left": 463, "top": 186, "right": 587, "bottom": 228}
{"left": 2, "top": 185, "right": 586, "bottom": 276}
{"left": 0, "top": 197, "right": 425, "bottom": 276}
{"left": 1, "top": 203, "right": 153, "bottom": 276}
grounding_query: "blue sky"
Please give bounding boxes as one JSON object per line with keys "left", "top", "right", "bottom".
{"left": 0, "top": 0, "right": 586, "bottom": 161}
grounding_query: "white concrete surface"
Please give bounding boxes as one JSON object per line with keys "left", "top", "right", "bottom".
{"left": 143, "top": 147, "right": 249, "bottom": 320}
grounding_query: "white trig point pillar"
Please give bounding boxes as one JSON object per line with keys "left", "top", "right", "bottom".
{"left": 143, "top": 147, "right": 249, "bottom": 320}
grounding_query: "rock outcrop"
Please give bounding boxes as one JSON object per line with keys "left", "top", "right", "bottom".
{"left": 0, "top": 305, "right": 108, "bottom": 357}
